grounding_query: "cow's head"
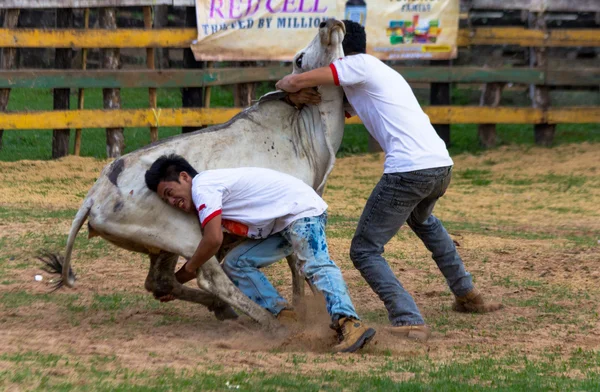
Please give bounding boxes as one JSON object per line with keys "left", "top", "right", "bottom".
{"left": 292, "top": 19, "right": 345, "bottom": 74}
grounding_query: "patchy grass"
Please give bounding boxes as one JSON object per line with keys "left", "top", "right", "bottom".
{"left": 1, "top": 349, "right": 600, "bottom": 391}
{"left": 1, "top": 144, "right": 600, "bottom": 390}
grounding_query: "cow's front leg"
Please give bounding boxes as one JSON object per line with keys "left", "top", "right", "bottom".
{"left": 196, "top": 257, "right": 279, "bottom": 329}
{"left": 144, "top": 251, "right": 237, "bottom": 320}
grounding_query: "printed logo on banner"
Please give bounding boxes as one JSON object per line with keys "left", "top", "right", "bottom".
{"left": 192, "top": 0, "right": 459, "bottom": 61}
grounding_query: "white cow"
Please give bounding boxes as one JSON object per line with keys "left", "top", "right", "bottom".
{"left": 44, "top": 20, "right": 346, "bottom": 328}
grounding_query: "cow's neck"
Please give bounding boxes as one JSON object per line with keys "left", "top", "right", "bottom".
{"left": 296, "top": 85, "right": 344, "bottom": 193}
{"left": 317, "top": 85, "right": 345, "bottom": 151}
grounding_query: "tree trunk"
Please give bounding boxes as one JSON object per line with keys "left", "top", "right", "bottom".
{"left": 52, "top": 8, "right": 74, "bottom": 159}
{"left": 100, "top": 8, "right": 124, "bottom": 158}
{"left": 0, "top": 9, "right": 20, "bottom": 151}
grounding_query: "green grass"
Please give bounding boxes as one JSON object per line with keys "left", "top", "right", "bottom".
{"left": 442, "top": 220, "right": 599, "bottom": 246}
{"left": 1, "top": 349, "right": 600, "bottom": 391}
{"left": 326, "top": 213, "right": 599, "bottom": 245}
{"left": 540, "top": 173, "right": 587, "bottom": 191}
{"left": 1, "top": 87, "right": 598, "bottom": 162}
{"left": 0, "top": 206, "right": 79, "bottom": 222}
{"left": 455, "top": 168, "right": 493, "bottom": 186}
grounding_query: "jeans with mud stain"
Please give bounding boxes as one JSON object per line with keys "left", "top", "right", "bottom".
{"left": 222, "top": 212, "right": 360, "bottom": 321}
{"left": 350, "top": 166, "right": 474, "bottom": 326}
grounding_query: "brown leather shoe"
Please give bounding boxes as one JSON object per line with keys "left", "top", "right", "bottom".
{"left": 332, "top": 317, "right": 376, "bottom": 353}
{"left": 388, "top": 324, "right": 431, "bottom": 341}
{"left": 453, "top": 288, "right": 503, "bottom": 313}
{"left": 276, "top": 308, "right": 299, "bottom": 326}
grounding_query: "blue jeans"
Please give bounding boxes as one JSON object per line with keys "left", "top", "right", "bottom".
{"left": 350, "top": 166, "right": 473, "bottom": 326}
{"left": 222, "top": 213, "right": 359, "bottom": 321}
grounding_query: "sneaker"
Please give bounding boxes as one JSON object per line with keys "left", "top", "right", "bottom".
{"left": 453, "top": 288, "right": 503, "bottom": 313}
{"left": 388, "top": 324, "right": 431, "bottom": 341}
{"left": 276, "top": 308, "right": 299, "bottom": 326}
{"left": 332, "top": 317, "right": 376, "bottom": 353}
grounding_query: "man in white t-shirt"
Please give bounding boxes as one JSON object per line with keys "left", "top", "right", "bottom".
{"left": 145, "top": 154, "right": 376, "bottom": 353}
{"left": 276, "top": 20, "right": 502, "bottom": 341}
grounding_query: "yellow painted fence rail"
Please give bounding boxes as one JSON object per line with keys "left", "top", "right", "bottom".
{"left": 0, "top": 27, "right": 599, "bottom": 48}
{"left": 0, "top": 107, "right": 598, "bottom": 131}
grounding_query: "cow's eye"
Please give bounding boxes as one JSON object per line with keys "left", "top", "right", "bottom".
{"left": 295, "top": 54, "right": 304, "bottom": 69}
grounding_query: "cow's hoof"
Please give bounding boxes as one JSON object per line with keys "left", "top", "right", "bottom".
{"left": 213, "top": 305, "right": 238, "bottom": 321}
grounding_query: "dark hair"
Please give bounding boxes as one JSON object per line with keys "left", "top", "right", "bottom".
{"left": 145, "top": 154, "right": 199, "bottom": 192}
{"left": 342, "top": 20, "right": 366, "bottom": 55}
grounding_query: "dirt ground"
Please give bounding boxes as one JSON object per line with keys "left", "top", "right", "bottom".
{"left": 1, "top": 143, "right": 599, "bottom": 389}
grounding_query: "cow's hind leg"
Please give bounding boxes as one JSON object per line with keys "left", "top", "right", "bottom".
{"left": 286, "top": 254, "right": 319, "bottom": 317}
{"left": 196, "top": 258, "right": 279, "bottom": 329}
{"left": 144, "top": 251, "right": 237, "bottom": 321}
{"left": 287, "top": 254, "right": 305, "bottom": 308}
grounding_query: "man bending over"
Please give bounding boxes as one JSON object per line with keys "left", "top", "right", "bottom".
{"left": 145, "top": 154, "right": 375, "bottom": 353}
{"left": 276, "top": 20, "right": 502, "bottom": 341}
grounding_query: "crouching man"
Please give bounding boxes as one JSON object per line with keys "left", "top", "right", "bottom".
{"left": 145, "top": 154, "right": 375, "bottom": 353}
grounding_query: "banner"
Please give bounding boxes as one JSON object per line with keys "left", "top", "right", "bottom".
{"left": 192, "top": 0, "right": 458, "bottom": 61}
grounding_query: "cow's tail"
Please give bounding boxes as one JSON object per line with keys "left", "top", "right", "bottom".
{"left": 39, "top": 197, "right": 93, "bottom": 290}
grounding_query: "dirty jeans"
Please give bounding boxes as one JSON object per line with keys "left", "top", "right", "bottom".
{"left": 350, "top": 166, "right": 473, "bottom": 326}
{"left": 222, "top": 212, "right": 359, "bottom": 321}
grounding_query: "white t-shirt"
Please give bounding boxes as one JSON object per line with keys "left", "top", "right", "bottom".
{"left": 330, "top": 54, "right": 454, "bottom": 173}
{"left": 191, "top": 167, "right": 327, "bottom": 239}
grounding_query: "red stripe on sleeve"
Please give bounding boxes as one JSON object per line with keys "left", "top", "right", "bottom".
{"left": 329, "top": 63, "right": 340, "bottom": 86}
{"left": 198, "top": 204, "right": 206, "bottom": 211}
{"left": 201, "top": 209, "right": 222, "bottom": 228}
{"left": 345, "top": 111, "right": 352, "bottom": 118}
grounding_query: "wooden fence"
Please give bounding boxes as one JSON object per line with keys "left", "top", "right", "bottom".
{"left": 0, "top": 0, "right": 599, "bottom": 158}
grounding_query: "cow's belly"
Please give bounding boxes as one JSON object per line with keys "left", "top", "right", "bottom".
{"left": 88, "top": 120, "right": 319, "bottom": 258}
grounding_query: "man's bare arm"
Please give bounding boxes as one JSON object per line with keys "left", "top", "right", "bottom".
{"left": 276, "top": 67, "right": 335, "bottom": 93}
{"left": 175, "top": 215, "right": 224, "bottom": 284}
{"left": 285, "top": 88, "right": 322, "bottom": 108}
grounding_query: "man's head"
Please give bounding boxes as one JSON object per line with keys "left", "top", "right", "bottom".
{"left": 342, "top": 20, "right": 366, "bottom": 55}
{"left": 145, "top": 154, "right": 199, "bottom": 214}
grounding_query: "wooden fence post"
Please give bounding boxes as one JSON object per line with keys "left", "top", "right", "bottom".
{"left": 233, "top": 61, "right": 257, "bottom": 107}
{"left": 100, "top": 7, "right": 125, "bottom": 158}
{"left": 367, "top": 133, "right": 382, "bottom": 153}
{"left": 477, "top": 49, "right": 505, "bottom": 148}
{"left": 154, "top": 5, "right": 169, "bottom": 69}
{"left": 0, "top": 9, "right": 20, "bottom": 152}
{"left": 144, "top": 6, "right": 158, "bottom": 143}
{"left": 204, "top": 61, "right": 213, "bottom": 108}
{"left": 73, "top": 8, "right": 89, "bottom": 156}
{"left": 477, "top": 82, "right": 504, "bottom": 147}
{"left": 52, "top": 8, "right": 73, "bottom": 159}
{"left": 182, "top": 5, "right": 204, "bottom": 134}
{"left": 430, "top": 60, "right": 451, "bottom": 147}
{"left": 530, "top": 10, "right": 555, "bottom": 146}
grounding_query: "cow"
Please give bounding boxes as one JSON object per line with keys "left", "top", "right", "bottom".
{"left": 42, "top": 19, "right": 346, "bottom": 329}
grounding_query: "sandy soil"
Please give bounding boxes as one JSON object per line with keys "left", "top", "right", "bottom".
{"left": 1, "top": 144, "right": 599, "bottom": 383}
